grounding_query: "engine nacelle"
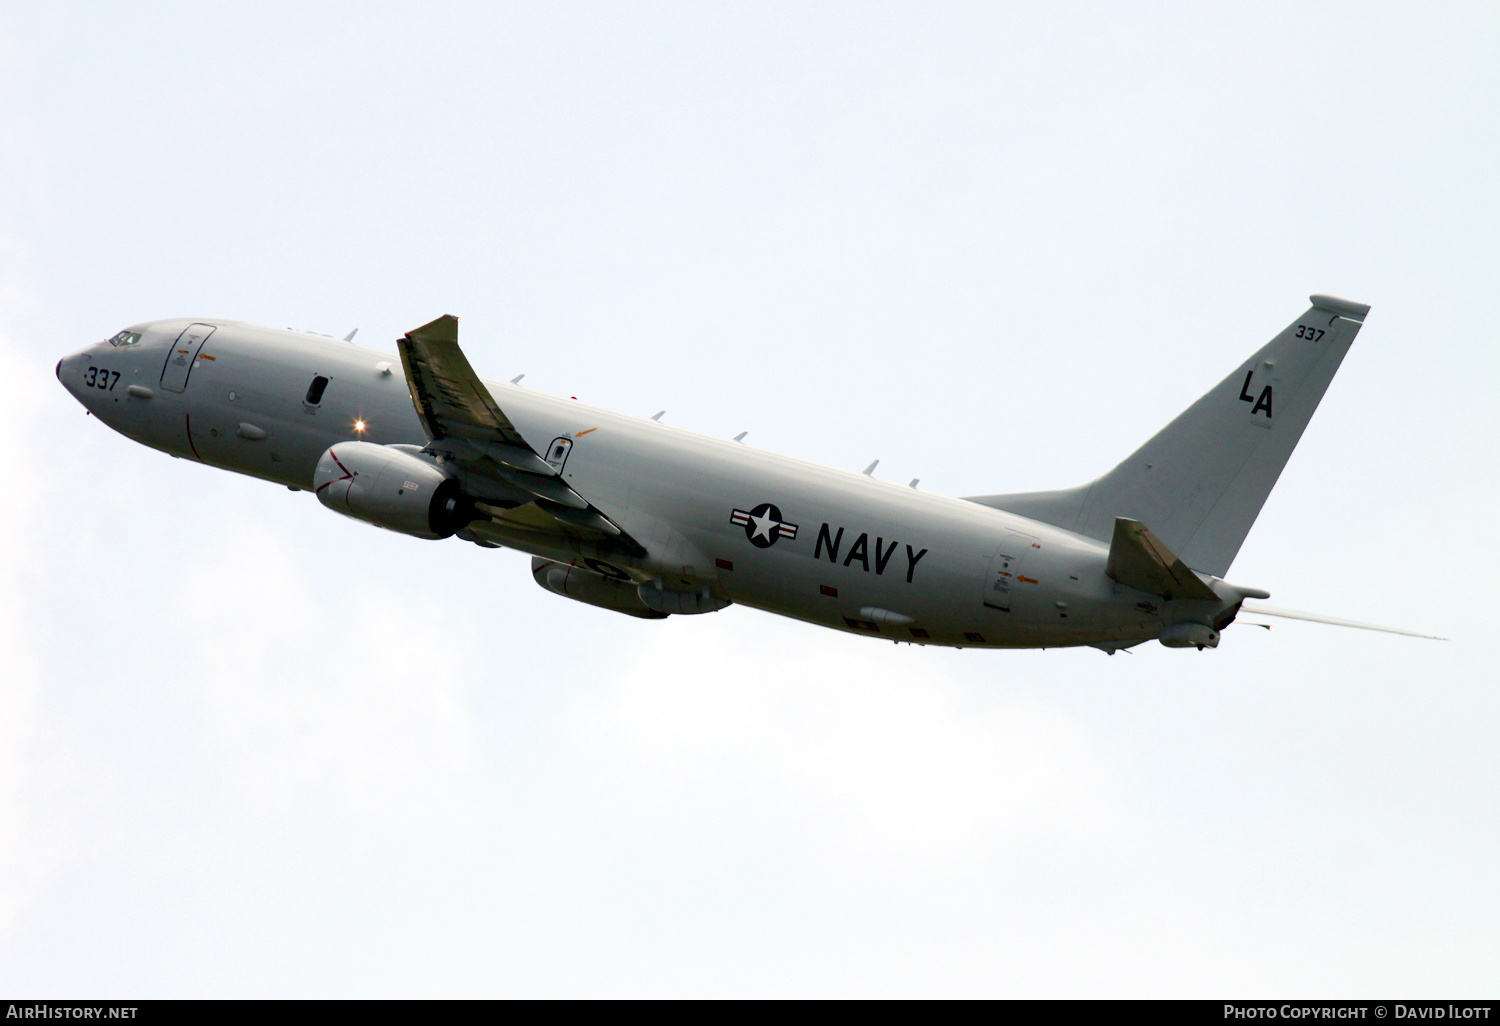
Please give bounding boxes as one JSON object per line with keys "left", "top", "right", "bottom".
{"left": 314, "top": 441, "right": 469, "bottom": 540}
{"left": 531, "top": 558, "right": 667, "bottom": 619}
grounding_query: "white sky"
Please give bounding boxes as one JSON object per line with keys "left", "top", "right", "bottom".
{"left": 1, "top": 2, "right": 1496, "bottom": 997}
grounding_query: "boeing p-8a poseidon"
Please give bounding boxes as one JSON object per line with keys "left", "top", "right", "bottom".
{"left": 58, "top": 295, "right": 1437, "bottom": 652}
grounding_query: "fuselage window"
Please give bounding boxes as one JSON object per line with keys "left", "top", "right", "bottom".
{"left": 305, "top": 375, "right": 330, "bottom": 405}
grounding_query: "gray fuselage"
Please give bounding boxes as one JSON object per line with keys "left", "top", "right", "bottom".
{"left": 59, "top": 318, "right": 1240, "bottom": 649}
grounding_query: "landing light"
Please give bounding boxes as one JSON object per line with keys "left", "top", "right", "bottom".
{"left": 354, "top": 419, "right": 366, "bottom": 433}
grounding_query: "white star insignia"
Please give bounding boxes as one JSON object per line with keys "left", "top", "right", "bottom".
{"left": 749, "top": 510, "right": 778, "bottom": 540}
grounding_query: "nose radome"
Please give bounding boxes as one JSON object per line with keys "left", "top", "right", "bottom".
{"left": 56, "top": 350, "right": 91, "bottom": 400}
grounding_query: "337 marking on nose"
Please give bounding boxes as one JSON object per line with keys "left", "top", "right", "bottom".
{"left": 85, "top": 367, "right": 121, "bottom": 391}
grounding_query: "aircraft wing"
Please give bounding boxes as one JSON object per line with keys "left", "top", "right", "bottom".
{"left": 397, "top": 315, "right": 646, "bottom": 557}
{"left": 399, "top": 314, "right": 556, "bottom": 471}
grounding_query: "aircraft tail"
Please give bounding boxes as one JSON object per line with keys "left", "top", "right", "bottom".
{"left": 966, "top": 295, "right": 1369, "bottom": 578}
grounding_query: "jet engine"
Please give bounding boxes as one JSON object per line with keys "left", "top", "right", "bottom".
{"left": 531, "top": 557, "right": 667, "bottom": 619}
{"left": 314, "top": 441, "right": 470, "bottom": 540}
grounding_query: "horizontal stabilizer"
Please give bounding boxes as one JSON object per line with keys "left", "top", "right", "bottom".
{"left": 1240, "top": 603, "right": 1445, "bottom": 640}
{"left": 1106, "top": 517, "right": 1218, "bottom": 601}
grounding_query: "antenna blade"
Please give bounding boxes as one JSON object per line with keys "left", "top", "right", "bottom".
{"left": 651, "top": 410, "right": 665, "bottom": 421}
{"left": 510, "top": 374, "right": 525, "bottom": 384}
{"left": 862, "top": 460, "right": 879, "bottom": 476}
{"left": 343, "top": 328, "right": 359, "bottom": 342}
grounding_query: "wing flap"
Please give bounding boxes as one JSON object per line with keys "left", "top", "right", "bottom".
{"left": 473, "top": 439, "right": 555, "bottom": 477}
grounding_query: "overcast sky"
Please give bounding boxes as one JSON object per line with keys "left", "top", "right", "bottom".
{"left": 1, "top": 2, "right": 1496, "bottom": 997}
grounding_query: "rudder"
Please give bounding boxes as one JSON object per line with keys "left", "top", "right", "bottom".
{"left": 967, "top": 295, "right": 1369, "bottom": 578}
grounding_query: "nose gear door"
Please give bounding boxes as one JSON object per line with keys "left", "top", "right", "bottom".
{"left": 160, "top": 323, "right": 216, "bottom": 393}
{"left": 982, "top": 531, "right": 1039, "bottom": 613}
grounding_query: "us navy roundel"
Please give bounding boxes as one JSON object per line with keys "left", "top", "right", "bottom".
{"left": 730, "top": 503, "right": 800, "bottom": 548}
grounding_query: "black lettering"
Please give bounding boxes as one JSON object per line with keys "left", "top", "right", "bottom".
{"left": 1252, "top": 385, "right": 1273, "bottom": 417}
{"left": 843, "top": 532, "right": 869, "bottom": 571}
{"left": 904, "top": 545, "right": 929, "bottom": 583}
{"left": 1239, "top": 370, "right": 1256, "bottom": 404}
{"left": 873, "top": 537, "right": 898, "bottom": 575}
{"left": 815, "top": 524, "right": 844, "bottom": 563}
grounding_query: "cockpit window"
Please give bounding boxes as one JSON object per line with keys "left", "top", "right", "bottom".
{"left": 305, "top": 375, "right": 330, "bottom": 405}
{"left": 108, "top": 330, "right": 142, "bottom": 347}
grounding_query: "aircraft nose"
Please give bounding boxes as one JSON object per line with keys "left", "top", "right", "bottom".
{"left": 56, "top": 349, "right": 93, "bottom": 401}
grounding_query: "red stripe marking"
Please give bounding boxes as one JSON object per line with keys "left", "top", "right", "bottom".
{"left": 316, "top": 448, "right": 357, "bottom": 494}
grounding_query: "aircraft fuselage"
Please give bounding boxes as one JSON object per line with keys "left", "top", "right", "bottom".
{"left": 59, "top": 318, "right": 1243, "bottom": 650}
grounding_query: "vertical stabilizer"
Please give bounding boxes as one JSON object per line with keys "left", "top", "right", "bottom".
{"left": 967, "top": 295, "right": 1368, "bottom": 577}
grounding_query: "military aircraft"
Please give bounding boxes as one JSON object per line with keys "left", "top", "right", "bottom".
{"left": 57, "top": 294, "right": 1439, "bottom": 652}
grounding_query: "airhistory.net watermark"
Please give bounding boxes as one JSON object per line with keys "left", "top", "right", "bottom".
{"left": 5, "top": 1007, "right": 138, "bottom": 1020}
